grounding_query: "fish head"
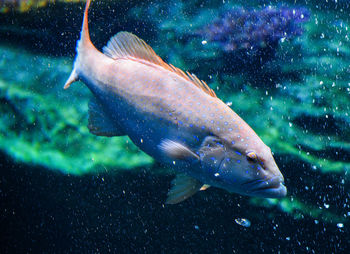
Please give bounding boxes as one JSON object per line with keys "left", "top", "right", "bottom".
{"left": 198, "top": 136, "right": 287, "bottom": 198}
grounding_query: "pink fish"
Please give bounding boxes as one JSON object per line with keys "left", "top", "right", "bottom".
{"left": 65, "top": 0, "right": 286, "bottom": 204}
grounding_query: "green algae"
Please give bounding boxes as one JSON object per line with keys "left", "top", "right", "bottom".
{"left": 0, "top": 44, "right": 153, "bottom": 175}
{"left": 250, "top": 197, "right": 346, "bottom": 223}
{"left": 260, "top": 10, "right": 350, "bottom": 174}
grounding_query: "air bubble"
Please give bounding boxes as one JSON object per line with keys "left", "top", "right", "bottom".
{"left": 337, "top": 223, "right": 344, "bottom": 228}
{"left": 235, "top": 218, "right": 251, "bottom": 227}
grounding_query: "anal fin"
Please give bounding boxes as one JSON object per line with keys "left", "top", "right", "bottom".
{"left": 88, "top": 97, "right": 125, "bottom": 137}
{"left": 200, "top": 184, "right": 211, "bottom": 191}
{"left": 166, "top": 174, "right": 202, "bottom": 204}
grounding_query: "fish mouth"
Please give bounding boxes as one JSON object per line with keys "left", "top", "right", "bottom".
{"left": 243, "top": 175, "right": 287, "bottom": 198}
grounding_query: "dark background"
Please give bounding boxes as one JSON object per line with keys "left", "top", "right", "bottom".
{"left": 0, "top": 151, "right": 348, "bottom": 253}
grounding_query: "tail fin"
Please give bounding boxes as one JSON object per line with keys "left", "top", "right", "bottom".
{"left": 64, "top": 0, "right": 93, "bottom": 89}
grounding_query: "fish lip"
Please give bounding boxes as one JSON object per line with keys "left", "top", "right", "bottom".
{"left": 243, "top": 175, "right": 287, "bottom": 198}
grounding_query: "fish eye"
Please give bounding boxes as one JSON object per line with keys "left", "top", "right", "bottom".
{"left": 246, "top": 151, "right": 258, "bottom": 163}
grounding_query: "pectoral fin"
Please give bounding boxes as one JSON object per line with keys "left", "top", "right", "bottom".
{"left": 166, "top": 174, "right": 202, "bottom": 204}
{"left": 88, "top": 98, "right": 125, "bottom": 137}
{"left": 159, "top": 139, "right": 199, "bottom": 161}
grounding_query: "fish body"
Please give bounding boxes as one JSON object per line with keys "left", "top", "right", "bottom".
{"left": 65, "top": 0, "right": 287, "bottom": 204}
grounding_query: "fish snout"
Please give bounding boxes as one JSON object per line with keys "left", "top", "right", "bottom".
{"left": 243, "top": 175, "right": 287, "bottom": 198}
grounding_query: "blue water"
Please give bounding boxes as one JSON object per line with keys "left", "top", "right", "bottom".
{"left": 0, "top": 0, "right": 349, "bottom": 253}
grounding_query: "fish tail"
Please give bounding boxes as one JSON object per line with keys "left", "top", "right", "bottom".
{"left": 64, "top": 0, "right": 94, "bottom": 89}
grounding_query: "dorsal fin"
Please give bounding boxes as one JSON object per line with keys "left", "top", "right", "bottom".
{"left": 102, "top": 31, "right": 217, "bottom": 98}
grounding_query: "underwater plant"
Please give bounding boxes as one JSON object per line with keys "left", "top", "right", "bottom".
{"left": 192, "top": 5, "right": 310, "bottom": 71}
{"left": 198, "top": 6, "right": 310, "bottom": 53}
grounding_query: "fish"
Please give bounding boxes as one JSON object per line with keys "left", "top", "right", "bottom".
{"left": 64, "top": 0, "right": 287, "bottom": 204}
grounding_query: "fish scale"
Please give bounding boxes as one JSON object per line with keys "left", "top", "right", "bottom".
{"left": 111, "top": 61, "right": 221, "bottom": 140}
{"left": 64, "top": 0, "right": 286, "bottom": 204}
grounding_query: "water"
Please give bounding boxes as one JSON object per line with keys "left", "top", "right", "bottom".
{"left": 0, "top": 0, "right": 349, "bottom": 252}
